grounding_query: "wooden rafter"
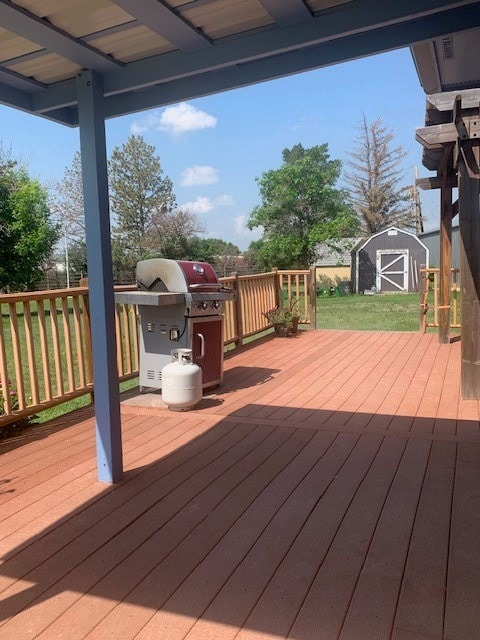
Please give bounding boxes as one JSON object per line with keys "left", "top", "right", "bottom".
{"left": 257, "top": 0, "right": 312, "bottom": 25}
{"left": 110, "top": 0, "right": 211, "bottom": 52}
{"left": 0, "top": 0, "right": 122, "bottom": 72}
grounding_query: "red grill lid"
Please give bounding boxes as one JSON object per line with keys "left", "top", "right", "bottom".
{"left": 177, "top": 260, "right": 219, "bottom": 287}
{"left": 136, "top": 258, "right": 219, "bottom": 292}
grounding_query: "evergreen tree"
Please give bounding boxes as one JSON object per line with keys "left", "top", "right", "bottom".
{"left": 109, "top": 134, "right": 176, "bottom": 261}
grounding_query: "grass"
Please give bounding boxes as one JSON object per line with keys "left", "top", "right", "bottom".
{"left": 1, "top": 298, "right": 137, "bottom": 430}
{"left": 316, "top": 292, "right": 422, "bottom": 331}
{"left": 32, "top": 377, "right": 140, "bottom": 424}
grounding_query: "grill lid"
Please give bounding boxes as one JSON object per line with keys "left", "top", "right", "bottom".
{"left": 136, "top": 258, "right": 219, "bottom": 293}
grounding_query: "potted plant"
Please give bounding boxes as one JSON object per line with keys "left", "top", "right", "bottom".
{"left": 263, "top": 298, "right": 300, "bottom": 337}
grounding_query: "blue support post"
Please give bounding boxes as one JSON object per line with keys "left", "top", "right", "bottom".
{"left": 76, "top": 70, "right": 123, "bottom": 482}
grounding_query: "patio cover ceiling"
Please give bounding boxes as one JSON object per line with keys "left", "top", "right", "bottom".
{"left": 1, "top": 0, "right": 480, "bottom": 127}
{"left": 3, "top": 0, "right": 480, "bottom": 483}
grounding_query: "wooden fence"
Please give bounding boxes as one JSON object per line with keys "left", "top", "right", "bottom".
{"left": 419, "top": 267, "right": 461, "bottom": 332}
{"left": 0, "top": 269, "right": 314, "bottom": 426}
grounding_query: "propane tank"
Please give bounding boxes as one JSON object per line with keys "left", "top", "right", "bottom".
{"left": 161, "top": 349, "right": 202, "bottom": 411}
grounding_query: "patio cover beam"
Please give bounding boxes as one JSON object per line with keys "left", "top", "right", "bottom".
{"left": 257, "top": 0, "right": 312, "bottom": 25}
{"left": 0, "top": 0, "right": 123, "bottom": 73}
{"left": 30, "top": 0, "right": 480, "bottom": 117}
{"left": 101, "top": 4, "right": 480, "bottom": 121}
{"left": 77, "top": 70, "right": 123, "bottom": 483}
{"left": 110, "top": 0, "right": 211, "bottom": 51}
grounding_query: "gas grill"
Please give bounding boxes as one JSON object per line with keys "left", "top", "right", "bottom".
{"left": 114, "top": 258, "right": 235, "bottom": 391}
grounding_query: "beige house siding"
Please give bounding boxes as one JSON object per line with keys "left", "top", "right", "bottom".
{"left": 315, "top": 265, "right": 351, "bottom": 285}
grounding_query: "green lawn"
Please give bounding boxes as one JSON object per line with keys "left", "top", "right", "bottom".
{"left": 316, "top": 292, "right": 421, "bottom": 331}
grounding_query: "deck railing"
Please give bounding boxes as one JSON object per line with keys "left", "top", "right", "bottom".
{"left": 0, "top": 269, "right": 315, "bottom": 426}
{"left": 419, "top": 267, "right": 461, "bottom": 332}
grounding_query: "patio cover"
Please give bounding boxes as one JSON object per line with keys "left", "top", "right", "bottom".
{"left": 1, "top": 0, "right": 479, "bottom": 481}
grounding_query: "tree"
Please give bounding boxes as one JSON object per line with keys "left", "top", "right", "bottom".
{"left": 243, "top": 239, "right": 264, "bottom": 273}
{"left": 248, "top": 143, "right": 358, "bottom": 269}
{"left": 345, "top": 116, "right": 416, "bottom": 234}
{"left": 109, "top": 134, "right": 176, "bottom": 261}
{"left": 52, "top": 151, "right": 85, "bottom": 242}
{"left": 146, "top": 207, "right": 204, "bottom": 258}
{"left": 0, "top": 158, "right": 58, "bottom": 292}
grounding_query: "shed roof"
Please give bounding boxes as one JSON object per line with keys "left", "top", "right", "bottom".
{"left": 351, "top": 226, "right": 427, "bottom": 253}
{"left": 0, "top": 1, "right": 478, "bottom": 126}
{"left": 314, "top": 238, "right": 361, "bottom": 266}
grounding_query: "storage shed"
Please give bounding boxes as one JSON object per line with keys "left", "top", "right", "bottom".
{"left": 352, "top": 227, "right": 429, "bottom": 293}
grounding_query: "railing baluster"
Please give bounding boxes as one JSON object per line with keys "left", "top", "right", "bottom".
{"left": 23, "top": 301, "right": 40, "bottom": 406}
{"left": 37, "top": 300, "right": 52, "bottom": 401}
{"left": 49, "top": 297, "right": 64, "bottom": 397}
{"left": 81, "top": 294, "right": 93, "bottom": 385}
{"left": 115, "top": 304, "right": 123, "bottom": 376}
{"left": 61, "top": 297, "right": 75, "bottom": 392}
{"left": 0, "top": 304, "right": 12, "bottom": 414}
{"left": 9, "top": 302, "right": 26, "bottom": 410}
{"left": 72, "top": 296, "right": 86, "bottom": 388}
{"left": 122, "top": 304, "right": 132, "bottom": 374}
{"left": 130, "top": 305, "right": 139, "bottom": 371}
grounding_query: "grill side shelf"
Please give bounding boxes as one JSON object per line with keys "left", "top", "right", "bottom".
{"left": 114, "top": 292, "right": 186, "bottom": 306}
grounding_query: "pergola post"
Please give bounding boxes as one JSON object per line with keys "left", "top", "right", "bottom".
{"left": 438, "top": 148, "right": 453, "bottom": 344}
{"left": 416, "top": 90, "right": 480, "bottom": 398}
{"left": 76, "top": 70, "right": 123, "bottom": 482}
{"left": 458, "top": 149, "right": 480, "bottom": 399}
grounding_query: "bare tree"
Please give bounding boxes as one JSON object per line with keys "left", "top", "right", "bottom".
{"left": 345, "top": 116, "right": 416, "bottom": 235}
{"left": 51, "top": 151, "right": 85, "bottom": 241}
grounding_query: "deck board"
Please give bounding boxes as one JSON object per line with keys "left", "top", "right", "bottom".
{"left": 1, "top": 330, "right": 480, "bottom": 640}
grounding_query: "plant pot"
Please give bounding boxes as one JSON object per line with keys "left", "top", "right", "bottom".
{"left": 273, "top": 323, "right": 290, "bottom": 337}
{"left": 273, "top": 317, "right": 299, "bottom": 337}
{"left": 290, "top": 317, "right": 299, "bottom": 334}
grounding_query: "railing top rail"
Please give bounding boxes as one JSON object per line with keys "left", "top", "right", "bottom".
{"left": 277, "top": 269, "right": 310, "bottom": 275}
{"left": 0, "top": 284, "right": 136, "bottom": 304}
{"left": 419, "top": 267, "right": 460, "bottom": 274}
{"left": 236, "top": 272, "right": 278, "bottom": 281}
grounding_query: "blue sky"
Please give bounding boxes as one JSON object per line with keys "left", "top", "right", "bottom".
{"left": 0, "top": 46, "right": 438, "bottom": 251}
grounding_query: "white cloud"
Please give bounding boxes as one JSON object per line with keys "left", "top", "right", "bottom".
{"left": 129, "top": 102, "right": 217, "bottom": 136}
{"left": 234, "top": 215, "right": 263, "bottom": 239}
{"left": 182, "top": 196, "right": 215, "bottom": 214}
{"left": 215, "top": 194, "right": 234, "bottom": 206}
{"left": 181, "top": 194, "right": 234, "bottom": 214}
{"left": 159, "top": 102, "right": 217, "bottom": 135}
{"left": 130, "top": 121, "right": 147, "bottom": 134}
{"left": 181, "top": 165, "right": 219, "bottom": 187}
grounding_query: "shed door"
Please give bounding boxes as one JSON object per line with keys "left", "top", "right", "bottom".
{"left": 376, "top": 250, "right": 409, "bottom": 292}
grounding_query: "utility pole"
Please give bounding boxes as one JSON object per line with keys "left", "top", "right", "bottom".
{"left": 413, "top": 166, "right": 424, "bottom": 234}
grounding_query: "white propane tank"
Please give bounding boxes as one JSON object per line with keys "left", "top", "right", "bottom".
{"left": 161, "top": 349, "right": 202, "bottom": 411}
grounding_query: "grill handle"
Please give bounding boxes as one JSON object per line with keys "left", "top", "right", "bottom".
{"left": 196, "top": 333, "right": 205, "bottom": 360}
{"left": 188, "top": 283, "right": 223, "bottom": 291}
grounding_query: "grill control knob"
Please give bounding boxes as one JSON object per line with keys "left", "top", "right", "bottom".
{"left": 201, "top": 301, "right": 209, "bottom": 310}
{"left": 213, "top": 300, "right": 220, "bottom": 310}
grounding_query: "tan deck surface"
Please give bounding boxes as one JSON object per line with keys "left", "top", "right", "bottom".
{"left": 1, "top": 330, "right": 479, "bottom": 640}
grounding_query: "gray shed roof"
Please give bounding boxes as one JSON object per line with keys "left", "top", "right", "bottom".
{"left": 313, "top": 238, "right": 362, "bottom": 267}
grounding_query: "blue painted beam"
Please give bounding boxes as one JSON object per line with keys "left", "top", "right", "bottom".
{"left": 31, "top": 0, "right": 480, "bottom": 116}
{"left": 76, "top": 70, "right": 123, "bottom": 483}
{"left": 101, "top": 2, "right": 480, "bottom": 119}
{"left": 0, "top": 66, "right": 45, "bottom": 93}
{"left": 110, "top": 0, "right": 211, "bottom": 51}
{"left": 258, "top": 0, "right": 312, "bottom": 25}
{"left": 0, "top": 0, "right": 123, "bottom": 73}
{"left": 0, "top": 81, "right": 33, "bottom": 111}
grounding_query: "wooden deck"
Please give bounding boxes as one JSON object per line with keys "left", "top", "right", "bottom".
{"left": 1, "top": 330, "right": 479, "bottom": 640}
